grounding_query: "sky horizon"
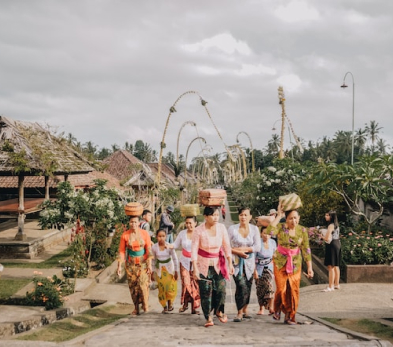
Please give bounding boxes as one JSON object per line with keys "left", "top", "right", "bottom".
{"left": 1, "top": 1, "right": 392, "bottom": 161}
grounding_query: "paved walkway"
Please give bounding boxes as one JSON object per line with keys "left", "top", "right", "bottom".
{"left": 1, "top": 200, "right": 393, "bottom": 346}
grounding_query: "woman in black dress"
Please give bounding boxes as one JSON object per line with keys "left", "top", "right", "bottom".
{"left": 322, "top": 211, "right": 341, "bottom": 292}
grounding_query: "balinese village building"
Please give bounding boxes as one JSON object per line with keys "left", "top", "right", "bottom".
{"left": 0, "top": 116, "right": 96, "bottom": 247}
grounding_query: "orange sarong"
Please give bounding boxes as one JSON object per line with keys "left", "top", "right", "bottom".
{"left": 273, "top": 263, "right": 301, "bottom": 322}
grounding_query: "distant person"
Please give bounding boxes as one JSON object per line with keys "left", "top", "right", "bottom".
{"left": 228, "top": 207, "right": 261, "bottom": 322}
{"left": 151, "top": 229, "right": 179, "bottom": 313}
{"left": 322, "top": 211, "right": 341, "bottom": 292}
{"left": 159, "top": 205, "right": 175, "bottom": 243}
{"left": 140, "top": 209, "right": 153, "bottom": 237}
{"left": 221, "top": 205, "right": 226, "bottom": 221}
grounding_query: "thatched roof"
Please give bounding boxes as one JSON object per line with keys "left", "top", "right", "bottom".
{"left": 0, "top": 170, "right": 122, "bottom": 190}
{"left": 0, "top": 116, "right": 94, "bottom": 176}
{"left": 103, "top": 150, "right": 155, "bottom": 187}
{"left": 147, "top": 163, "right": 178, "bottom": 186}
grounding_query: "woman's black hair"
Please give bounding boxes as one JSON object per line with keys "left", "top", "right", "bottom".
{"left": 238, "top": 206, "right": 251, "bottom": 215}
{"left": 156, "top": 228, "right": 166, "bottom": 237}
{"left": 327, "top": 211, "right": 339, "bottom": 228}
{"left": 203, "top": 206, "right": 219, "bottom": 216}
{"left": 284, "top": 209, "right": 299, "bottom": 219}
{"left": 185, "top": 216, "right": 197, "bottom": 222}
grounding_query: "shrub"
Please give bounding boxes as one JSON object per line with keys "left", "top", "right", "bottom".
{"left": 341, "top": 229, "right": 393, "bottom": 265}
{"left": 25, "top": 273, "right": 73, "bottom": 310}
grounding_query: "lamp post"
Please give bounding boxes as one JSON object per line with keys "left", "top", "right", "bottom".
{"left": 341, "top": 72, "right": 355, "bottom": 165}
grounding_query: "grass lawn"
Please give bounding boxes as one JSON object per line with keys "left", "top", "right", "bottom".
{"left": 323, "top": 317, "right": 393, "bottom": 344}
{"left": 0, "top": 278, "right": 31, "bottom": 303}
{"left": 16, "top": 306, "right": 128, "bottom": 342}
{"left": 0, "top": 247, "right": 73, "bottom": 269}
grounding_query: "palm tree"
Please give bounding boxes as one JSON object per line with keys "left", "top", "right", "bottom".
{"left": 66, "top": 133, "right": 77, "bottom": 146}
{"left": 267, "top": 134, "right": 280, "bottom": 155}
{"left": 355, "top": 128, "right": 368, "bottom": 156}
{"left": 376, "top": 138, "right": 389, "bottom": 155}
{"left": 365, "top": 120, "right": 382, "bottom": 153}
{"left": 334, "top": 130, "right": 352, "bottom": 163}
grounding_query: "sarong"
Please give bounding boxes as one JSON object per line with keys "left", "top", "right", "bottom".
{"left": 273, "top": 263, "right": 301, "bottom": 321}
{"left": 156, "top": 266, "right": 178, "bottom": 308}
{"left": 199, "top": 266, "right": 226, "bottom": 320}
{"left": 125, "top": 261, "right": 149, "bottom": 311}
{"left": 180, "top": 263, "right": 200, "bottom": 311}
{"left": 233, "top": 269, "right": 253, "bottom": 310}
{"left": 256, "top": 268, "right": 275, "bottom": 308}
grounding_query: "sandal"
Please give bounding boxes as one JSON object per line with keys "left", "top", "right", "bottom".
{"left": 204, "top": 320, "right": 214, "bottom": 328}
{"left": 191, "top": 310, "right": 200, "bottom": 314}
{"left": 216, "top": 314, "right": 228, "bottom": 323}
{"left": 243, "top": 313, "right": 252, "bottom": 319}
{"left": 162, "top": 307, "right": 169, "bottom": 314}
{"left": 168, "top": 306, "right": 174, "bottom": 312}
{"left": 233, "top": 316, "right": 243, "bottom": 322}
{"left": 272, "top": 312, "right": 281, "bottom": 321}
{"left": 285, "top": 319, "right": 298, "bottom": 325}
{"left": 179, "top": 305, "right": 188, "bottom": 313}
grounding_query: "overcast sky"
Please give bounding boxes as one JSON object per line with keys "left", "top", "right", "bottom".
{"left": 1, "top": 1, "right": 392, "bottom": 161}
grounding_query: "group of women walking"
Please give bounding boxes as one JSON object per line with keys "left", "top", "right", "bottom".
{"left": 117, "top": 202, "right": 340, "bottom": 327}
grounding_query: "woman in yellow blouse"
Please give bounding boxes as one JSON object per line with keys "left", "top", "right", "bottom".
{"left": 267, "top": 204, "right": 314, "bottom": 325}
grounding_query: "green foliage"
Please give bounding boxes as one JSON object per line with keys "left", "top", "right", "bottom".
{"left": 231, "top": 159, "right": 304, "bottom": 216}
{"left": 8, "top": 149, "right": 30, "bottom": 174}
{"left": 25, "top": 274, "right": 73, "bottom": 310}
{"left": 341, "top": 228, "right": 393, "bottom": 265}
{"left": 305, "top": 155, "right": 393, "bottom": 229}
{"left": 39, "top": 180, "right": 130, "bottom": 274}
{"left": 1, "top": 140, "right": 14, "bottom": 152}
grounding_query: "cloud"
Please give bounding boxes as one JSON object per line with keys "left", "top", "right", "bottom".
{"left": 274, "top": 0, "right": 320, "bottom": 23}
{"left": 235, "top": 64, "right": 276, "bottom": 77}
{"left": 182, "top": 33, "right": 251, "bottom": 55}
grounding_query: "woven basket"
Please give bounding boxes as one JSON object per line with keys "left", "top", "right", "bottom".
{"left": 198, "top": 189, "right": 226, "bottom": 207}
{"left": 180, "top": 204, "right": 200, "bottom": 217}
{"left": 279, "top": 193, "right": 302, "bottom": 211}
{"left": 124, "top": 202, "right": 143, "bottom": 217}
{"left": 256, "top": 215, "right": 275, "bottom": 227}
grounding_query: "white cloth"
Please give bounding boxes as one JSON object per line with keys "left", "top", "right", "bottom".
{"left": 151, "top": 243, "right": 179, "bottom": 277}
{"left": 228, "top": 223, "right": 261, "bottom": 280}
{"left": 172, "top": 229, "right": 192, "bottom": 271}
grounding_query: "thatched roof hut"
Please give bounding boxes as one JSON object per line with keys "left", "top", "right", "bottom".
{"left": 0, "top": 116, "right": 93, "bottom": 175}
{"left": 0, "top": 116, "right": 95, "bottom": 240}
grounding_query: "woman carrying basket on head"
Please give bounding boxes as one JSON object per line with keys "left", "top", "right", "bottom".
{"left": 191, "top": 206, "right": 234, "bottom": 327}
{"left": 117, "top": 214, "right": 152, "bottom": 315}
{"left": 267, "top": 200, "right": 313, "bottom": 325}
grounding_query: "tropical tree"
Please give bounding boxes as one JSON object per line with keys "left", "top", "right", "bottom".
{"left": 305, "top": 155, "right": 393, "bottom": 231}
{"left": 355, "top": 128, "right": 368, "bottom": 156}
{"left": 334, "top": 130, "right": 352, "bottom": 163}
{"left": 266, "top": 134, "right": 280, "bottom": 156}
{"left": 365, "top": 120, "right": 382, "bottom": 153}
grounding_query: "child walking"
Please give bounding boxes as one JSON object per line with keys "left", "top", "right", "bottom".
{"left": 151, "top": 229, "right": 179, "bottom": 313}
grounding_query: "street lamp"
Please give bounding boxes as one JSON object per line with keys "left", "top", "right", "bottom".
{"left": 341, "top": 72, "right": 355, "bottom": 165}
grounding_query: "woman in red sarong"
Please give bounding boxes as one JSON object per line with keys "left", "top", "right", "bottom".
{"left": 266, "top": 204, "right": 314, "bottom": 325}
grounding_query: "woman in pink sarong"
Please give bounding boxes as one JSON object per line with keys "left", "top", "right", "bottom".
{"left": 191, "top": 206, "right": 234, "bottom": 328}
{"left": 169, "top": 216, "right": 201, "bottom": 314}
